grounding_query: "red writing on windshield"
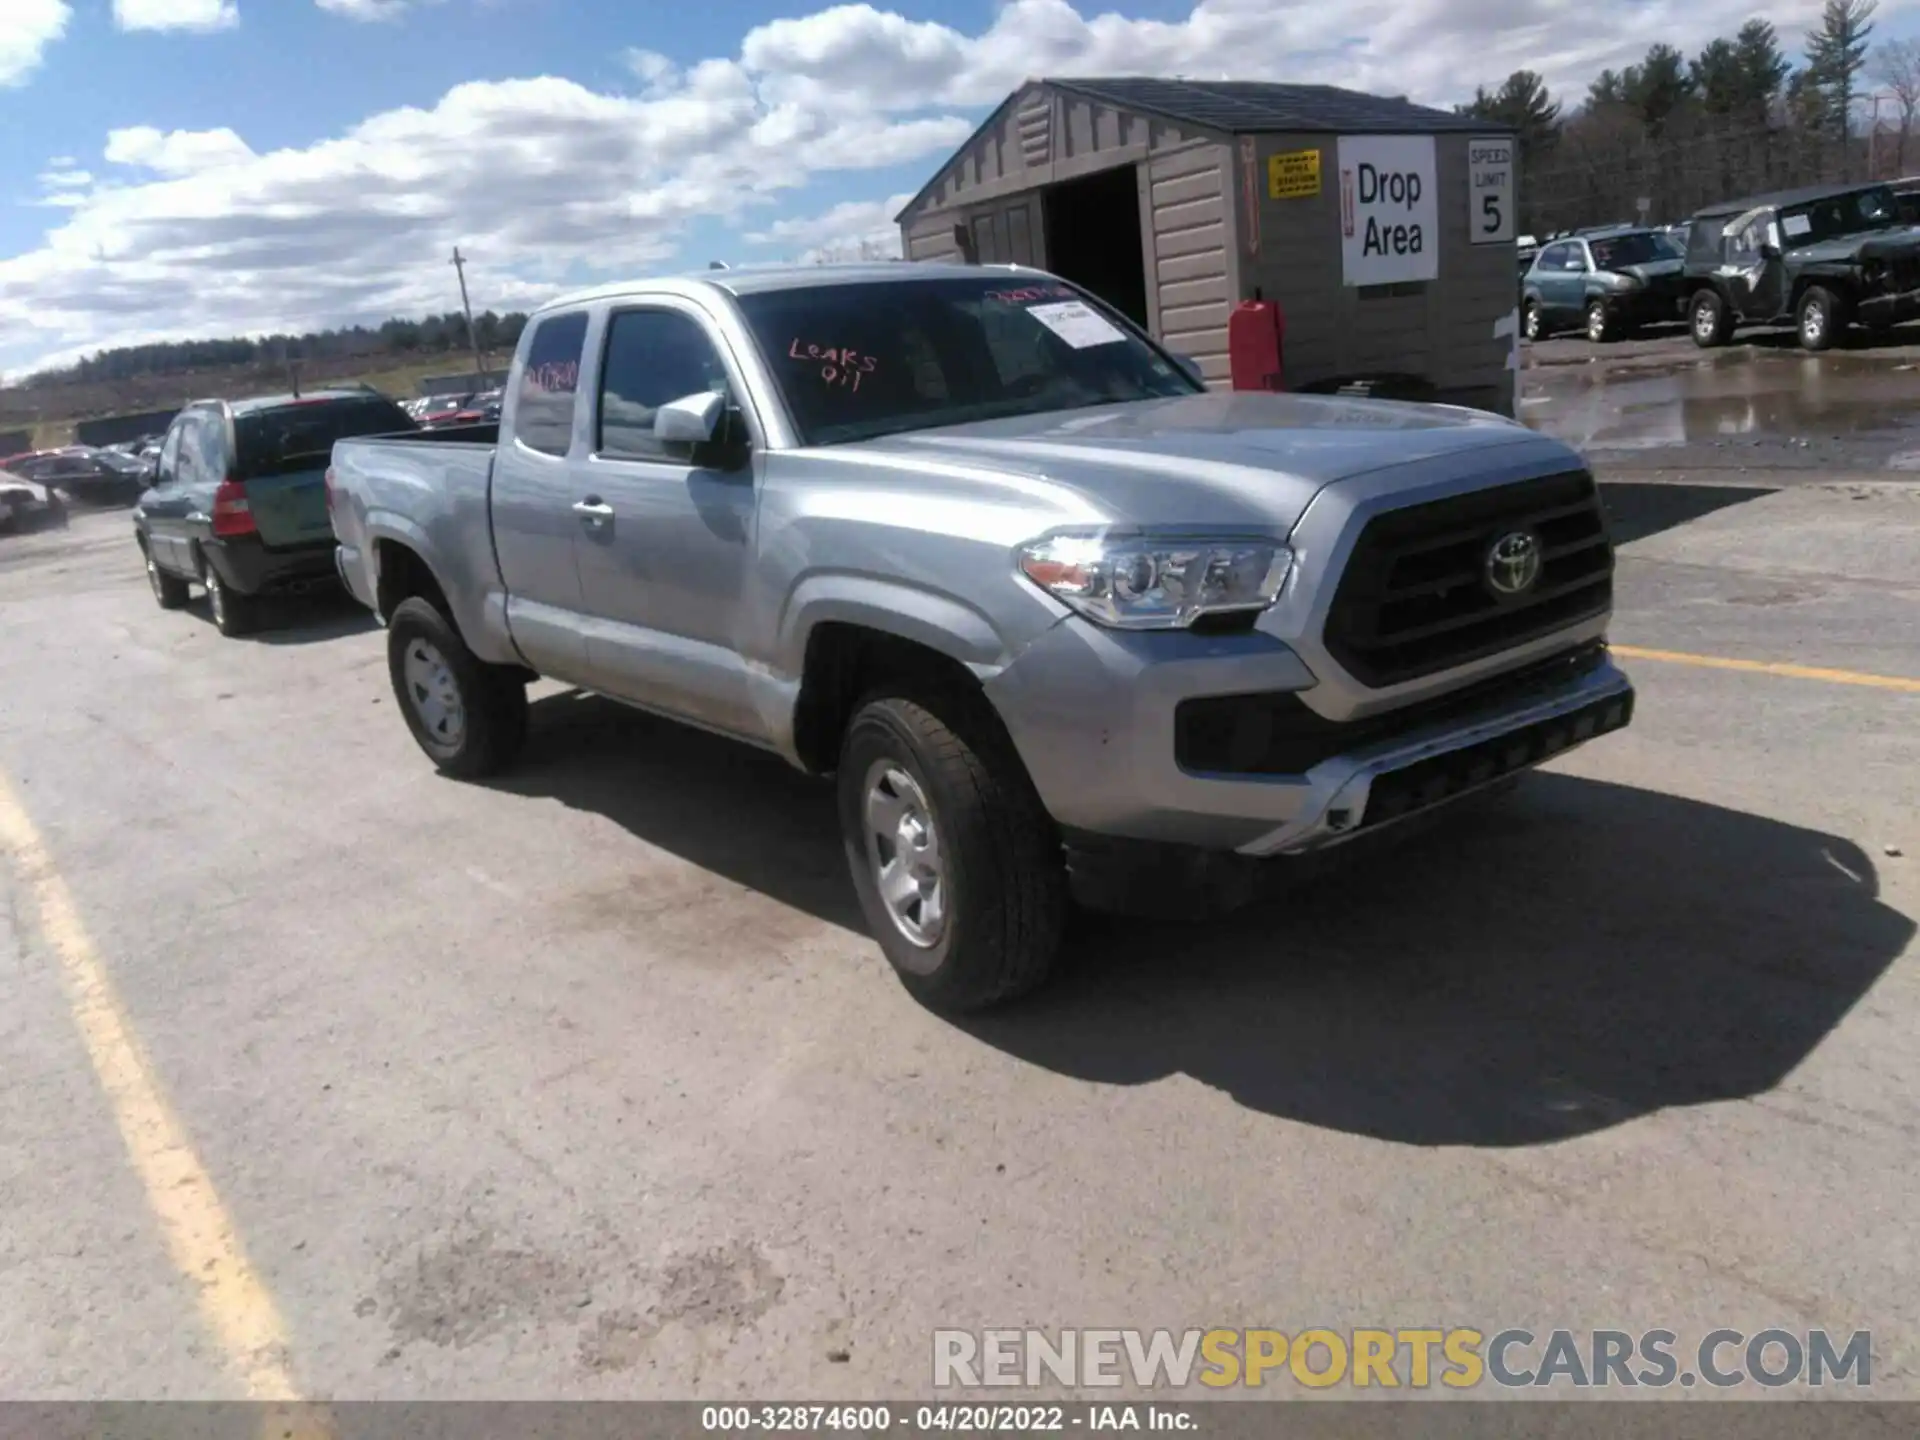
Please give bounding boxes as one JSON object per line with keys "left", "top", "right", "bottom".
{"left": 985, "top": 284, "right": 1076, "bottom": 304}
{"left": 526, "top": 359, "right": 579, "bottom": 394}
{"left": 789, "top": 339, "right": 878, "bottom": 393}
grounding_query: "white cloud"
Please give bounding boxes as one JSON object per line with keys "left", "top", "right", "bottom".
{"left": 1, "top": 0, "right": 69, "bottom": 86}
{"left": 104, "top": 126, "right": 257, "bottom": 175}
{"left": 7, "top": 0, "right": 1914, "bottom": 375}
{"left": 316, "top": 0, "right": 419, "bottom": 19}
{"left": 748, "top": 193, "right": 913, "bottom": 262}
{"left": 113, "top": 0, "right": 239, "bottom": 31}
{"left": 38, "top": 168, "right": 95, "bottom": 188}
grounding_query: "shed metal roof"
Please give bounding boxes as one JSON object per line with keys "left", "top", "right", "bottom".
{"left": 1044, "top": 76, "right": 1507, "bottom": 136}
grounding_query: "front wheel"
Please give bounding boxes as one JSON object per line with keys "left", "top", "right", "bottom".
{"left": 1797, "top": 285, "right": 1843, "bottom": 352}
{"left": 1690, "top": 289, "right": 1732, "bottom": 348}
{"left": 385, "top": 596, "right": 528, "bottom": 778}
{"left": 1585, "top": 299, "right": 1615, "bottom": 344}
{"left": 1522, "top": 301, "right": 1543, "bottom": 342}
{"left": 837, "top": 692, "right": 1066, "bottom": 1011}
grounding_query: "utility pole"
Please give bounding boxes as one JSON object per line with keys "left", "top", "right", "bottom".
{"left": 450, "top": 246, "right": 487, "bottom": 383}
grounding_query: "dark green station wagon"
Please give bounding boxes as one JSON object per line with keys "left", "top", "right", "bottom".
{"left": 133, "top": 390, "right": 415, "bottom": 636}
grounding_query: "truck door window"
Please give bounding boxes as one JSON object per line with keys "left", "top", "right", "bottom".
{"left": 597, "top": 309, "right": 733, "bottom": 462}
{"left": 516, "top": 310, "right": 589, "bottom": 458}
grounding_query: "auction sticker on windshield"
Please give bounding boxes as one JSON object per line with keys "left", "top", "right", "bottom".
{"left": 1028, "top": 300, "right": 1126, "bottom": 349}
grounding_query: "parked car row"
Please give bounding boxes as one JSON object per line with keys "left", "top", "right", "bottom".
{"left": 0, "top": 443, "right": 152, "bottom": 515}
{"left": 399, "top": 389, "right": 504, "bottom": 428}
{"left": 1523, "top": 176, "right": 1920, "bottom": 352}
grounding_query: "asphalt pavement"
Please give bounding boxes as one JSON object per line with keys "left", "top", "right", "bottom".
{"left": 1, "top": 398, "right": 1917, "bottom": 1402}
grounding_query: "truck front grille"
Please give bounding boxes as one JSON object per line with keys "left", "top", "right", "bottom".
{"left": 1323, "top": 470, "right": 1613, "bottom": 687}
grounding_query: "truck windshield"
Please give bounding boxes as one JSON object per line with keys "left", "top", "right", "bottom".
{"left": 1778, "top": 188, "right": 1898, "bottom": 248}
{"left": 732, "top": 276, "right": 1202, "bottom": 446}
{"left": 234, "top": 396, "right": 416, "bottom": 479}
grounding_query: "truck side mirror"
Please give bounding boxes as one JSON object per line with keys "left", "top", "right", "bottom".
{"left": 1171, "top": 354, "right": 1206, "bottom": 385}
{"left": 654, "top": 390, "right": 724, "bottom": 446}
{"left": 1758, "top": 240, "right": 1781, "bottom": 260}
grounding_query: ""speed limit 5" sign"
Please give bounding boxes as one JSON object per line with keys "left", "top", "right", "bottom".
{"left": 1468, "top": 136, "right": 1515, "bottom": 245}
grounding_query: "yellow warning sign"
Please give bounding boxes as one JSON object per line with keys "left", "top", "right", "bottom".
{"left": 1268, "top": 148, "right": 1321, "bottom": 199}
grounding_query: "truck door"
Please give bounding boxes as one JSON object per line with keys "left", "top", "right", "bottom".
{"left": 566, "top": 301, "right": 764, "bottom": 741}
{"left": 1722, "top": 211, "right": 1786, "bottom": 321}
{"left": 489, "top": 309, "right": 592, "bottom": 679}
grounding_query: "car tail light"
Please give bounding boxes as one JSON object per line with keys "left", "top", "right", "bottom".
{"left": 211, "top": 479, "right": 256, "bottom": 537}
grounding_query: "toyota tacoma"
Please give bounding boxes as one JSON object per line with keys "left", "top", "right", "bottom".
{"left": 327, "top": 263, "right": 1635, "bottom": 1010}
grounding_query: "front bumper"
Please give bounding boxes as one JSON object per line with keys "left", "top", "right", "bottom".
{"left": 985, "top": 615, "right": 1633, "bottom": 857}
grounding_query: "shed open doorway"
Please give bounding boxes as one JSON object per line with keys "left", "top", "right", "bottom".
{"left": 1040, "top": 165, "right": 1149, "bottom": 329}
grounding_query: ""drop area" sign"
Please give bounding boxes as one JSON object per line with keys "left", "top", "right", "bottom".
{"left": 1337, "top": 135, "right": 1438, "bottom": 287}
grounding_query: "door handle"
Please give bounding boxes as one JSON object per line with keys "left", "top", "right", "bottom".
{"left": 572, "top": 497, "right": 613, "bottom": 527}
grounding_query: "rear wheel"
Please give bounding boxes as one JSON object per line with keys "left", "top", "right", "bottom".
{"left": 1796, "top": 285, "right": 1843, "bottom": 352}
{"left": 1690, "top": 288, "right": 1732, "bottom": 348}
{"left": 144, "top": 541, "right": 189, "bottom": 609}
{"left": 386, "top": 595, "right": 528, "bottom": 778}
{"left": 837, "top": 690, "right": 1066, "bottom": 1012}
{"left": 200, "top": 560, "right": 257, "bottom": 637}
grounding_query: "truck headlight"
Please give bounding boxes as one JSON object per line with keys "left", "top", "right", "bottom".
{"left": 1016, "top": 531, "right": 1291, "bottom": 630}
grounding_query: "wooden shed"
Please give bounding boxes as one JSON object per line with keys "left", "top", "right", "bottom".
{"left": 897, "top": 77, "right": 1522, "bottom": 416}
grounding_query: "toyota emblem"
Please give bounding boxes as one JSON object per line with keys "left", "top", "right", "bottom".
{"left": 1485, "top": 530, "right": 1543, "bottom": 597}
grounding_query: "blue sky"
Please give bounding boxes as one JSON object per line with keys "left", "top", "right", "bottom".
{"left": 2, "top": 0, "right": 1916, "bottom": 377}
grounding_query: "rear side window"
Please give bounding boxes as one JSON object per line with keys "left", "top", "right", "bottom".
{"left": 234, "top": 397, "right": 413, "bottom": 481}
{"left": 516, "top": 311, "right": 589, "bottom": 457}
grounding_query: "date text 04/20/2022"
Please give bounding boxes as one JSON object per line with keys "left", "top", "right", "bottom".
{"left": 700, "top": 1405, "right": 1197, "bottom": 1431}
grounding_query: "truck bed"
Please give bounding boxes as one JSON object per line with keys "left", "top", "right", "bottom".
{"left": 328, "top": 426, "right": 508, "bottom": 656}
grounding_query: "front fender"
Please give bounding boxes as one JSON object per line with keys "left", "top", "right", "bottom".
{"left": 774, "top": 571, "right": 1022, "bottom": 682}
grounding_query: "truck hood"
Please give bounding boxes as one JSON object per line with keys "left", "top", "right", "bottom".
{"left": 835, "top": 392, "right": 1564, "bottom": 532}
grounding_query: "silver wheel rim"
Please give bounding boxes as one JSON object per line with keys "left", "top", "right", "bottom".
{"left": 1587, "top": 305, "right": 1605, "bottom": 341}
{"left": 1802, "top": 303, "right": 1824, "bottom": 345}
{"left": 1694, "top": 302, "right": 1714, "bottom": 340}
{"left": 861, "top": 760, "right": 946, "bottom": 955}
{"left": 1524, "top": 307, "right": 1539, "bottom": 340}
{"left": 147, "top": 553, "right": 163, "bottom": 599}
{"left": 403, "top": 637, "right": 465, "bottom": 747}
{"left": 206, "top": 570, "right": 225, "bottom": 624}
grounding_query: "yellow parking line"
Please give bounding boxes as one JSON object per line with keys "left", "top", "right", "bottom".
{"left": 1612, "top": 644, "right": 1920, "bottom": 694}
{"left": 0, "top": 768, "right": 305, "bottom": 1405}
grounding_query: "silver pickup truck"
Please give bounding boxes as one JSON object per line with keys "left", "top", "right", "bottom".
{"left": 328, "top": 262, "right": 1634, "bottom": 1010}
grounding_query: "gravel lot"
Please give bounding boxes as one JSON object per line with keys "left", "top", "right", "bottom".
{"left": 2, "top": 372, "right": 1917, "bottom": 1402}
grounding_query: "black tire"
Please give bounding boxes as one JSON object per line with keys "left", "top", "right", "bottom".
{"left": 1796, "top": 285, "right": 1843, "bottom": 352}
{"left": 199, "top": 558, "right": 258, "bottom": 637}
{"left": 1522, "top": 300, "right": 1543, "bottom": 342}
{"left": 386, "top": 595, "right": 528, "bottom": 779}
{"left": 1584, "top": 299, "right": 1615, "bottom": 344}
{"left": 837, "top": 690, "right": 1066, "bottom": 1011}
{"left": 142, "top": 539, "right": 189, "bottom": 609}
{"left": 1689, "top": 288, "right": 1732, "bottom": 348}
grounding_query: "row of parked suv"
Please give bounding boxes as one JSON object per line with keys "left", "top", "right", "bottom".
{"left": 1522, "top": 177, "right": 1920, "bottom": 352}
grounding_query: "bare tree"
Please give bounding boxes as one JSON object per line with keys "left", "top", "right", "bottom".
{"left": 808, "top": 237, "right": 897, "bottom": 265}
{"left": 1869, "top": 37, "right": 1920, "bottom": 173}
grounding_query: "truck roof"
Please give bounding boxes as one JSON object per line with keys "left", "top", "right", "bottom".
{"left": 533, "top": 261, "right": 1045, "bottom": 316}
{"left": 1690, "top": 179, "right": 1895, "bottom": 220}
{"left": 182, "top": 387, "right": 389, "bottom": 416}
